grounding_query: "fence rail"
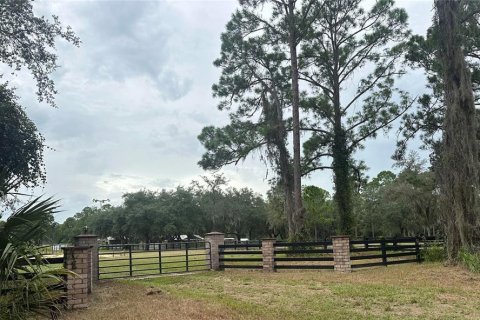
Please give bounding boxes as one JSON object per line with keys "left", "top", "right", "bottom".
{"left": 219, "top": 243, "right": 263, "bottom": 269}
{"left": 274, "top": 241, "right": 334, "bottom": 270}
{"left": 350, "top": 238, "right": 421, "bottom": 269}
{"left": 98, "top": 241, "right": 211, "bottom": 279}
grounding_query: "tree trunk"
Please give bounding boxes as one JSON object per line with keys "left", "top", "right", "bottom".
{"left": 436, "top": 0, "right": 479, "bottom": 261}
{"left": 287, "top": 0, "right": 305, "bottom": 240}
{"left": 263, "top": 85, "right": 296, "bottom": 239}
{"left": 331, "top": 64, "right": 353, "bottom": 234}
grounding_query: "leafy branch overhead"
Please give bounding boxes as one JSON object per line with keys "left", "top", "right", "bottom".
{"left": 0, "top": 0, "right": 80, "bottom": 107}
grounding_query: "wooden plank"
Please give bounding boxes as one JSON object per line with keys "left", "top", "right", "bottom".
{"left": 220, "top": 250, "right": 262, "bottom": 255}
{"left": 387, "top": 259, "right": 418, "bottom": 265}
{"left": 274, "top": 241, "right": 332, "bottom": 247}
{"left": 275, "top": 257, "right": 334, "bottom": 262}
{"left": 274, "top": 249, "right": 333, "bottom": 254}
{"left": 275, "top": 265, "right": 334, "bottom": 270}
{"left": 351, "top": 262, "right": 385, "bottom": 269}
{"left": 219, "top": 258, "right": 262, "bottom": 262}
{"left": 221, "top": 265, "right": 263, "bottom": 269}
{"left": 350, "top": 254, "right": 383, "bottom": 261}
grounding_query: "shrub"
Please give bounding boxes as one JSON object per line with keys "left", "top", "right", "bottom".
{"left": 1, "top": 196, "right": 71, "bottom": 319}
{"left": 421, "top": 245, "right": 446, "bottom": 262}
{"left": 459, "top": 250, "right": 480, "bottom": 273}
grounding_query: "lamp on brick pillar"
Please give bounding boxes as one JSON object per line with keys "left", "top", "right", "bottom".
{"left": 332, "top": 235, "right": 351, "bottom": 273}
{"left": 62, "top": 246, "right": 91, "bottom": 309}
{"left": 74, "top": 233, "right": 98, "bottom": 290}
{"left": 261, "top": 238, "right": 276, "bottom": 272}
{"left": 205, "top": 232, "right": 224, "bottom": 271}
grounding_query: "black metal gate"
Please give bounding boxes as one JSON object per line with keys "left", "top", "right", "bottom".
{"left": 98, "top": 241, "right": 211, "bottom": 279}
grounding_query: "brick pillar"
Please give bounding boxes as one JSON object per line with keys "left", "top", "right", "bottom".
{"left": 205, "top": 232, "right": 224, "bottom": 271}
{"left": 332, "top": 235, "right": 351, "bottom": 273}
{"left": 62, "top": 246, "right": 91, "bottom": 309}
{"left": 262, "top": 238, "right": 276, "bottom": 272}
{"left": 74, "top": 234, "right": 98, "bottom": 289}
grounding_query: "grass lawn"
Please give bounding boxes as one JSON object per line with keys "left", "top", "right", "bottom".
{"left": 60, "top": 263, "right": 480, "bottom": 320}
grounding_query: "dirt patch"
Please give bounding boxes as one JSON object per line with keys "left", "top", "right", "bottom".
{"left": 60, "top": 281, "right": 240, "bottom": 320}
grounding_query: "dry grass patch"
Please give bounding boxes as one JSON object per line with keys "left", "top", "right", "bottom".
{"left": 60, "top": 281, "right": 243, "bottom": 320}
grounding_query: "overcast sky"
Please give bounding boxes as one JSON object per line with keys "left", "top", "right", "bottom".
{"left": 10, "top": 0, "right": 435, "bottom": 222}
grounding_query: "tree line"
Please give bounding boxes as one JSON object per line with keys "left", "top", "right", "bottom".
{"left": 52, "top": 159, "right": 441, "bottom": 244}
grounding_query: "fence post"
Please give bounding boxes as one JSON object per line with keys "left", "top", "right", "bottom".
{"left": 332, "top": 236, "right": 351, "bottom": 273}
{"left": 186, "top": 243, "right": 189, "bottom": 272}
{"left": 128, "top": 245, "right": 133, "bottom": 277}
{"left": 415, "top": 238, "right": 421, "bottom": 263}
{"left": 159, "top": 244, "right": 162, "bottom": 274}
{"left": 74, "top": 234, "right": 98, "bottom": 286}
{"left": 261, "top": 238, "right": 276, "bottom": 272}
{"left": 381, "top": 238, "right": 387, "bottom": 266}
{"left": 62, "top": 246, "right": 91, "bottom": 309}
{"left": 205, "top": 232, "right": 224, "bottom": 271}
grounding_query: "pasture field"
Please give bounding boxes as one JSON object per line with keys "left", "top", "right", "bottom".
{"left": 62, "top": 263, "right": 480, "bottom": 320}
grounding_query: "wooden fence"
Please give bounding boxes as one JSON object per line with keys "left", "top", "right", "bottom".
{"left": 219, "top": 243, "right": 263, "bottom": 269}
{"left": 218, "top": 237, "right": 434, "bottom": 271}
{"left": 350, "top": 238, "right": 421, "bottom": 269}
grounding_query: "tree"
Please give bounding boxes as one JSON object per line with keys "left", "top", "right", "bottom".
{"left": 396, "top": 1, "right": 480, "bottom": 163}
{"left": 356, "top": 170, "right": 397, "bottom": 237}
{"left": 0, "top": 85, "right": 45, "bottom": 202}
{"left": 197, "top": 8, "right": 299, "bottom": 238}
{"left": 357, "top": 162, "right": 440, "bottom": 238}
{"left": 300, "top": 0, "right": 412, "bottom": 234}
{"left": 265, "top": 185, "right": 288, "bottom": 238}
{"left": 436, "top": 0, "right": 479, "bottom": 260}
{"left": 0, "top": 0, "right": 80, "bottom": 106}
{"left": 122, "top": 190, "right": 161, "bottom": 246}
{"left": 0, "top": 0, "right": 79, "bottom": 207}
{"left": 303, "top": 186, "right": 335, "bottom": 240}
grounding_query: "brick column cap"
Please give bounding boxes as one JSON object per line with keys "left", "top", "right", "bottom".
{"left": 74, "top": 234, "right": 98, "bottom": 239}
{"left": 205, "top": 232, "right": 224, "bottom": 236}
{"left": 331, "top": 235, "right": 350, "bottom": 239}
{"left": 62, "top": 246, "right": 92, "bottom": 250}
{"left": 262, "top": 238, "right": 276, "bottom": 241}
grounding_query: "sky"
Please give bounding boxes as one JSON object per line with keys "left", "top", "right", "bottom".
{"left": 9, "top": 0, "right": 435, "bottom": 222}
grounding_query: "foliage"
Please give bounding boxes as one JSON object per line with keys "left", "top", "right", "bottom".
{"left": 459, "top": 250, "right": 480, "bottom": 273}
{"left": 421, "top": 245, "right": 445, "bottom": 263}
{"left": 265, "top": 186, "right": 288, "bottom": 238}
{"left": 0, "top": 0, "right": 80, "bottom": 106}
{"left": 200, "top": 0, "right": 414, "bottom": 238}
{"left": 303, "top": 186, "right": 335, "bottom": 240}
{"left": 54, "top": 176, "right": 268, "bottom": 244}
{"left": 356, "top": 156, "right": 440, "bottom": 238}
{"left": 0, "top": 85, "right": 46, "bottom": 205}
{"left": 197, "top": 5, "right": 301, "bottom": 238}
{"left": 301, "top": 0, "right": 412, "bottom": 235}
{"left": 0, "top": 196, "right": 69, "bottom": 320}
{"left": 396, "top": 1, "right": 480, "bottom": 161}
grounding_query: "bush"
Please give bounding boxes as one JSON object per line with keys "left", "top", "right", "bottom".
{"left": 1, "top": 196, "right": 70, "bottom": 319}
{"left": 421, "top": 245, "right": 446, "bottom": 262}
{"left": 459, "top": 250, "right": 480, "bottom": 273}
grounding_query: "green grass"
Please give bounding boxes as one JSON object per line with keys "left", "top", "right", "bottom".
{"left": 459, "top": 250, "right": 480, "bottom": 273}
{"left": 132, "top": 263, "right": 480, "bottom": 320}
